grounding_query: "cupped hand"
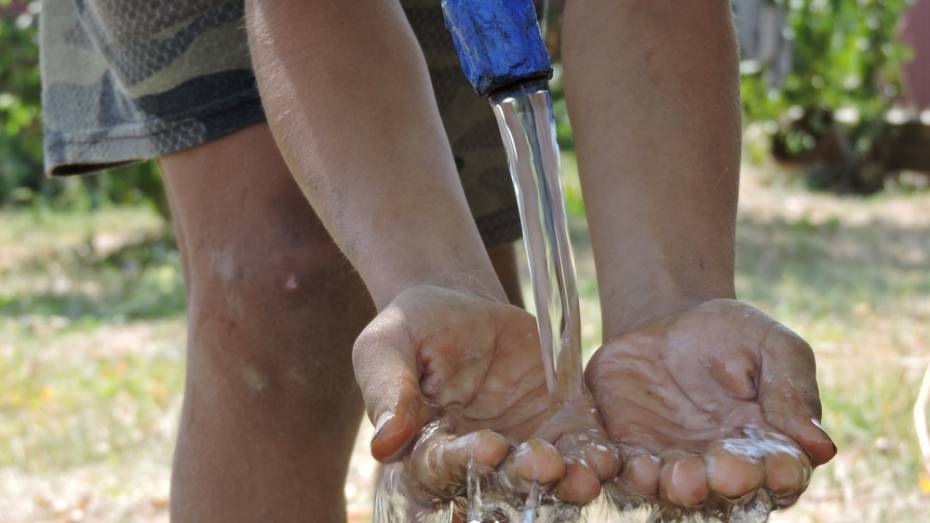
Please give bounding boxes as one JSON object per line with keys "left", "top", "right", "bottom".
{"left": 353, "top": 285, "right": 618, "bottom": 506}
{"left": 585, "top": 299, "right": 836, "bottom": 510}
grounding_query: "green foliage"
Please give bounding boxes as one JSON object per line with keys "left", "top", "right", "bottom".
{"left": 0, "top": 1, "right": 167, "bottom": 214}
{"left": 742, "top": 0, "right": 912, "bottom": 125}
{"left": 740, "top": 0, "right": 916, "bottom": 193}
{"left": 0, "top": 1, "right": 43, "bottom": 203}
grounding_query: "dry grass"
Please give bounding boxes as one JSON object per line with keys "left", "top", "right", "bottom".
{"left": 1, "top": 163, "right": 928, "bottom": 522}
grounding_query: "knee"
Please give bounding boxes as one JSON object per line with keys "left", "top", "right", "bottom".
{"left": 184, "top": 240, "right": 373, "bottom": 395}
{"left": 191, "top": 240, "right": 364, "bottom": 320}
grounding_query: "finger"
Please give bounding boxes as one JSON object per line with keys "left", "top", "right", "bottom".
{"left": 499, "top": 438, "right": 566, "bottom": 492}
{"left": 550, "top": 430, "right": 617, "bottom": 503}
{"left": 659, "top": 454, "right": 708, "bottom": 508}
{"left": 408, "top": 423, "right": 510, "bottom": 498}
{"left": 541, "top": 426, "right": 621, "bottom": 481}
{"left": 554, "top": 462, "right": 602, "bottom": 504}
{"left": 759, "top": 326, "right": 837, "bottom": 466}
{"left": 353, "top": 312, "right": 432, "bottom": 462}
{"left": 584, "top": 441, "right": 622, "bottom": 480}
{"left": 703, "top": 441, "right": 765, "bottom": 500}
{"left": 773, "top": 415, "right": 836, "bottom": 467}
{"left": 764, "top": 449, "right": 812, "bottom": 508}
{"left": 707, "top": 349, "right": 759, "bottom": 401}
{"left": 618, "top": 451, "right": 662, "bottom": 498}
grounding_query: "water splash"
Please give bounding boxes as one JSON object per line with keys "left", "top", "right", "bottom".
{"left": 642, "top": 492, "right": 773, "bottom": 523}
{"left": 468, "top": 459, "right": 484, "bottom": 523}
{"left": 729, "top": 493, "right": 774, "bottom": 523}
{"left": 373, "top": 463, "right": 452, "bottom": 523}
{"left": 521, "top": 482, "right": 541, "bottom": 523}
{"left": 375, "top": 459, "right": 775, "bottom": 523}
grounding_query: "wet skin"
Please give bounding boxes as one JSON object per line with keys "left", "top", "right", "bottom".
{"left": 585, "top": 299, "right": 837, "bottom": 510}
{"left": 353, "top": 285, "right": 620, "bottom": 507}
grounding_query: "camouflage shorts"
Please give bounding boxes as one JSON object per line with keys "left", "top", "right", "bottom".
{"left": 40, "top": 0, "right": 520, "bottom": 247}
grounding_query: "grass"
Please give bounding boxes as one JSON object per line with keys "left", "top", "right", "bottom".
{"left": 1, "top": 163, "right": 929, "bottom": 522}
{"left": 0, "top": 208, "right": 184, "bottom": 522}
{"left": 730, "top": 170, "right": 930, "bottom": 522}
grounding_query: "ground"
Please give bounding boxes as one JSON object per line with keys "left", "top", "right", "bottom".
{"left": 1, "top": 162, "right": 928, "bottom": 522}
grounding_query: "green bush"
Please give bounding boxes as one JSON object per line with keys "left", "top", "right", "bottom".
{"left": 742, "top": 0, "right": 911, "bottom": 124}
{"left": 0, "top": 0, "right": 43, "bottom": 204}
{"left": 741, "top": 0, "right": 915, "bottom": 193}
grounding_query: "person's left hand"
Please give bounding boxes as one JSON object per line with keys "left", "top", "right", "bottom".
{"left": 585, "top": 299, "right": 836, "bottom": 510}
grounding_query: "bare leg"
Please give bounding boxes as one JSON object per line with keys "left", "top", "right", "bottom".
{"left": 162, "top": 123, "right": 373, "bottom": 522}
{"left": 161, "top": 123, "right": 529, "bottom": 522}
{"left": 488, "top": 244, "right": 524, "bottom": 307}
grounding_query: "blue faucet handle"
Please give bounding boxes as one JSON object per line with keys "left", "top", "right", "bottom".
{"left": 441, "top": 0, "right": 553, "bottom": 96}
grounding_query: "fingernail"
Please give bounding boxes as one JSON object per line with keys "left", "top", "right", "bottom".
{"left": 814, "top": 420, "right": 836, "bottom": 447}
{"left": 372, "top": 411, "right": 394, "bottom": 443}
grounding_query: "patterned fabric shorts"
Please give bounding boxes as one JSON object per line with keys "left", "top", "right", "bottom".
{"left": 39, "top": 0, "right": 521, "bottom": 247}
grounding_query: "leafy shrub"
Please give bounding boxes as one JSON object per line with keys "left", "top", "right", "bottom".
{"left": 741, "top": 0, "right": 916, "bottom": 193}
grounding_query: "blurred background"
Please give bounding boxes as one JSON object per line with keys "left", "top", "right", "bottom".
{"left": 1, "top": 0, "right": 929, "bottom": 521}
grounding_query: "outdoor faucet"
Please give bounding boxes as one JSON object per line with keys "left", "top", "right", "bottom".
{"left": 441, "top": 0, "right": 553, "bottom": 98}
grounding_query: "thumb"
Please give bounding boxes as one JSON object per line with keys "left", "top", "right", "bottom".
{"left": 353, "top": 313, "right": 434, "bottom": 463}
{"left": 759, "top": 325, "right": 837, "bottom": 466}
{"left": 706, "top": 348, "right": 759, "bottom": 401}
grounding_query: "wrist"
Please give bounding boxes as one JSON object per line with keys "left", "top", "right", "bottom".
{"left": 599, "top": 269, "right": 735, "bottom": 339}
{"left": 364, "top": 254, "right": 508, "bottom": 310}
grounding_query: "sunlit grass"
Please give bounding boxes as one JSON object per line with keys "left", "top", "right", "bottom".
{"left": 0, "top": 207, "right": 184, "bottom": 521}
{"left": 1, "top": 166, "right": 929, "bottom": 521}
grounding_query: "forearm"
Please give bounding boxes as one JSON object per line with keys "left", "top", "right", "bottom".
{"left": 245, "top": 0, "right": 504, "bottom": 308}
{"left": 563, "top": 1, "right": 739, "bottom": 338}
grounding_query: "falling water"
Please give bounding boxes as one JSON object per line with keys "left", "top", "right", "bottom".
{"left": 486, "top": 83, "right": 586, "bottom": 522}
{"left": 521, "top": 482, "right": 541, "bottom": 523}
{"left": 490, "top": 84, "right": 584, "bottom": 402}
{"left": 467, "top": 459, "right": 483, "bottom": 522}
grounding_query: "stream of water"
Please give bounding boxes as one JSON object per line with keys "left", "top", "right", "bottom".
{"left": 491, "top": 84, "right": 584, "bottom": 402}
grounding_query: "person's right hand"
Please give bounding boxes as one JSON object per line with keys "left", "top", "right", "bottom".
{"left": 353, "top": 285, "right": 619, "bottom": 507}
